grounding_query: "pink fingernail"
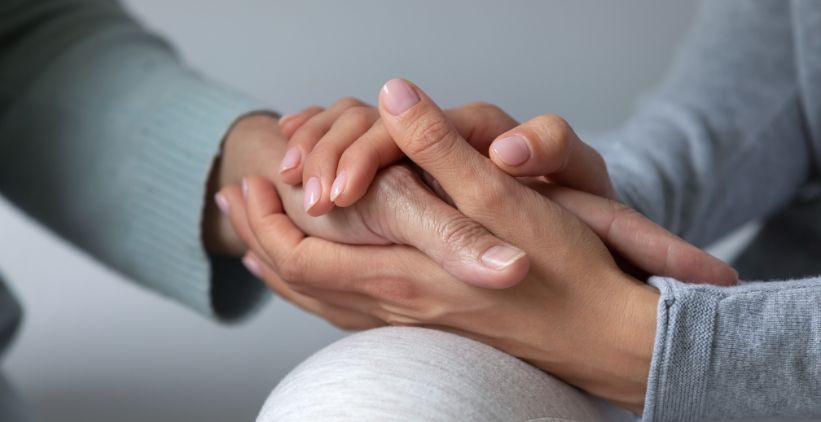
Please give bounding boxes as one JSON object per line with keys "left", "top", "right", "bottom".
{"left": 242, "top": 255, "right": 262, "bottom": 278}
{"left": 481, "top": 245, "right": 526, "bottom": 270}
{"left": 304, "top": 177, "right": 321, "bottom": 211}
{"left": 381, "top": 79, "right": 420, "bottom": 116}
{"left": 242, "top": 178, "right": 249, "bottom": 200}
{"left": 491, "top": 135, "right": 531, "bottom": 166}
{"left": 280, "top": 148, "right": 302, "bottom": 173}
{"left": 214, "top": 192, "right": 230, "bottom": 215}
{"left": 330, "top": 171, "right": 348, "bottom": 202}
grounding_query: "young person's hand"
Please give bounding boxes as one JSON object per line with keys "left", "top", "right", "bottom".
{"left": 277, "top": 98, "right": 521, "bottom": 215}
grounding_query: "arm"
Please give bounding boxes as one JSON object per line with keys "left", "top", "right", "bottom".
{"left": 594, "top": 0, "right": 814, "bottom": 246}
{"left": 643, "top": 275, "right": 821, "bottom": 420}
{"left": 0, "top": 0, "right": 268, "bottom": 320}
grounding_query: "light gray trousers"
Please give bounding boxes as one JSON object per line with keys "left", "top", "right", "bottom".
{"left": 257, "top": 327, "right": 635, "bottom": 422}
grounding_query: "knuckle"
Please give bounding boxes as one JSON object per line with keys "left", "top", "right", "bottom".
{"left": 337, "top": 107, "right": 376, "bottom": 133}
{"left": 464, "top": 101, "right": 503, "bottom": 116}
{"left": 438, "top": 215, "right": 489, "bottom": 251}
{"left": 404, "top": 111, "right": 459, "bottom": 158}
{"left": 603, "top": 200, "right": 637, "bottom": 241}
{"left": 532, "top": 114, "right": 573, "bottom": 163}
{"left": 374, "top": 165, "right": 421, "bottom": 196}
{"left": 277, "top": 250, "right": 306, "bottom": 285}
{"left": 334, "top": 96, "right": 366, "bottom": 109}
{"left": 291, "top": 125, "right": 325, "bottom": 147}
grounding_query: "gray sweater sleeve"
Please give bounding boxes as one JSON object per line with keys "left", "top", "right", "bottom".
{"left": 588, "top": 1, "right": 821, "bottom": 420}
{"left": 0, "top": 0, "right": 269, "bottom": 320}
{"left": 595, "top": 0, "right": 814, "bottom": 247}
{"left": 644, "top": 276, "right": 821, "bottom": 421}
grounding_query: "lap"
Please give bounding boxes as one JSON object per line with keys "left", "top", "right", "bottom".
{"left": 257, "top": 327, "right": 635, "bottom": 422}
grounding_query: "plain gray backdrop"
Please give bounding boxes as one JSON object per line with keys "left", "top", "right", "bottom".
{"left": 0, "top": 1, "right": 755, "bottom": 421}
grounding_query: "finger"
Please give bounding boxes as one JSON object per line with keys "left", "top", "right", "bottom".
{"left": 242, "top": 176, "right": 424, "bottom": 295}
{"left": 218, "top": 183, "right": 278, "bottom": 269}
{"left": 541, "top": 184, "right": 738, "bottom": 285}
{"left": 243, "top": 252, "right": 385, "bottom": 331}
{"left": 278, "top": 106, "right": 324, "bottom": 139}
{"left": 333, "top": 103, "right": 518, "bottom": 208}
{"left": 378, "top": 78, "right": 534, "bottom": 227}
{"left": 362, "top": 166, "right": 530, "bottom": 289}
{"left": 222, "top": 183, "right": 387, "bottom": 320}
{"left": 279, "top": 97, "right": 368, "bottom": 185}
{"left": 447, "top": 102, "right": 519, "bottom": 156}
{"left": 489, "top": 114, "right": 616, "bottom": 198}
{"left": 302, "top": 106, "right": 379, "bottom": 216}
{"left": 332, "top": 120, "right": 399, "bottom": 207}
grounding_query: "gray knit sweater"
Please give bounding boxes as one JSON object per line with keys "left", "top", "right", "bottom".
{"left": 595, "top": 1, "right": 821, "bottom": 420}
{"left": 2, "top": 1, "right": 821, "bottom": 421}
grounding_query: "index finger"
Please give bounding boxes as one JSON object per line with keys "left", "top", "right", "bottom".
{"left": 377, "top": 79, "right": 529, "bottom": 223}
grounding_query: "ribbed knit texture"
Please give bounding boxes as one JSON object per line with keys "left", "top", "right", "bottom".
{"left": 0, "top": 0, "right": 268, "bottom": 320}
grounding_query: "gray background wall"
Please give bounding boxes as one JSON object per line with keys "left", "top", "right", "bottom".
{"left": 0, "top": 1, "right": 747, "bottom": 421}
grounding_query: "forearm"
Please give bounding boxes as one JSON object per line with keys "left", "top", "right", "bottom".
{"left": 642, "top": 276, "right": 821, "bottom": 421}
{"left": 0, "top": 0, "right": 267, "bottom": 319}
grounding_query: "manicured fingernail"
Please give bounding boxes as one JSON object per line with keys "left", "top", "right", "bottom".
{"left": 242, "top": 255, "right": 262, "bottom": 278}
{"left": 241, "top": 178, "right": 249, "bottom": 200}
{"left": 481, "top": 245, "right": 526, "bottom": 270}
{"left": 214, "top": 192, "right": 229, "bottom": 215}
{"left": 491, "top": 135, "right": 531, "bottom": 166}
{"left": 280, "top": 148, "right": 302, "bottom": 173}
{"left": 304, "top": 177, "right": 321, "bottom": 211}
{"left": 330, "top": 171, "right": 348, "bottom": 202}
{"left": 382, "top": 79, "right": 420, "bottom": 116}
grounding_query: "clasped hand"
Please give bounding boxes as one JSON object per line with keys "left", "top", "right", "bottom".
{"left": 213, "top": 79, "right": 736, "bottom": 413}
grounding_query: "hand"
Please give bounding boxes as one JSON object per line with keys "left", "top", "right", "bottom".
{"left": 277, "top": 98, "right": 520, "bottom": 215}
{"left": 218, "top": 79, "right": 737, "bottom": 414}
{"left": 203, "top": 112, "right": 534, "bottom": 288}
{"left": 272, "top": 95, "right": 733, "bottom": 285}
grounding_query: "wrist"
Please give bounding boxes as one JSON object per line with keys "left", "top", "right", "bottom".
{"left": 606, "top": 277, "right": 659, "bottom": 414}
{"left": 204, "top": 111, "right": 283, "bottom": 256}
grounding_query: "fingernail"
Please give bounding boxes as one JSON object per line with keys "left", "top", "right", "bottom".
{"left": 481, "top": 245, "right": 526, "bottom": 270}
{"left": 280, "top": 148, "right": 302, "bottom": 173}
{"left": 242, "top": 255, "right": 262, "bottom": 278}
{"left": 214, "top": 192, "right": 229, "bottom": 215}
{"left": 382, "top": 78, "right": 420, "bottom": 116}
{"left": 304, "top": 177, "right": 321, "bottom": 211}
{"left": 491, "top": 135, "right": 531, "bottom": 166}
{"left": 241, "top": 178, "right": 249, "bottom": 200}
{"left": 330, "top": 171, "right": 348, "bottom": 202}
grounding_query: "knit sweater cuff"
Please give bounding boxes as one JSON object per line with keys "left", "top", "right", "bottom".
{"left": 642, "top": 276, "right": 717, "bottom": 421}
{"left": 127, "top": 70, "right": 271, "bottom": 321}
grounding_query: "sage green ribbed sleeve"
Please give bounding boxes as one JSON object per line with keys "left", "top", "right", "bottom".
{"left": 0, "top": 0, "right": 269, "bottom": 320}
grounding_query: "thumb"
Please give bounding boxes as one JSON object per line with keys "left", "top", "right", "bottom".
{"left": 361, "top": 166, "right": 529, "bottom": 289}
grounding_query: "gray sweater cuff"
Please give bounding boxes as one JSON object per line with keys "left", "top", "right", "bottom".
{"left": 643, "top": 276, "right": 821, "bottom": 421}
{"left": 642, "top": 276, "right": 717, "bottom": 421}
